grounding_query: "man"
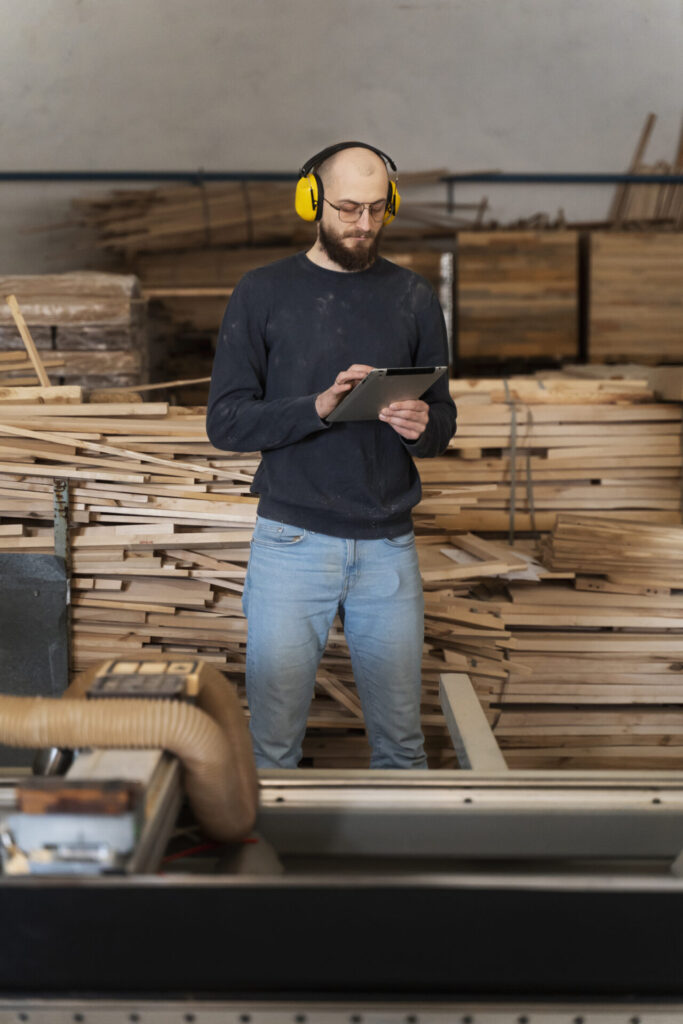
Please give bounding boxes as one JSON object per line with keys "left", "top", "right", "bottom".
{"left": 206, "top": 142, "right": 457, "bottom": 770}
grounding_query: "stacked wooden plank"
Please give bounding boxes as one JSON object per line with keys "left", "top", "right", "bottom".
{"left": 589, "top": 232, "right": 683, "bottom": 363}
{"left": 490, "top": 515, "right": 683, "bottom": 770}
{"left": 2, "top": 377, "right": 682, "bottom": 770}
{"left": 476, "top": 582, "right": 683, "bottom": 771}
{"left": 0, "top": 388, "right": 486, "bottom": 768}
{"left": 435, "top": 375, "right": 683, "bottom": 533}
{"left": 539, "top": 514, "right": 683, "bottom": 586}
{"left": 402, "top": 519, "right": 683, "bottom": 771}
{"left": 456, "top": 231, "right": 578, "bottom": 362}
{"left": 0, "top": 274, "right": 148, "bottom": 390}
{"left": 71, "top": 172, "right": 458, "bottom": 256}
{"left": 72, "top": 182, "right": 313, "bottom": 253}
{"left": 70, "top": 173, "right": 462, "bottom": 342}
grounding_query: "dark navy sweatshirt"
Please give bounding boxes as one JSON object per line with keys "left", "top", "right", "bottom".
{"left": 206, "top": 251, "right": 457, "bottom": 539}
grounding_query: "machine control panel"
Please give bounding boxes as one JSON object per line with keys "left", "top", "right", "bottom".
{"left": 86, "top": 659, "right": 200, "bottom": 700}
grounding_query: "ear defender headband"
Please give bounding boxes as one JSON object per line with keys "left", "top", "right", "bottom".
{"left": 294, "top": 141, "right": 401, "bottom": 225}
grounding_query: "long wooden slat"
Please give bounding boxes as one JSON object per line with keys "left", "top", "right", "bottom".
{"left": 5, "top": 294, "right": 50, "bottom": 386}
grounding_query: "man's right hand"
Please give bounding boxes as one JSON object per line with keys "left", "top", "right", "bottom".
{"left": 315, "top": 364, "right": 375, "bottom": 420}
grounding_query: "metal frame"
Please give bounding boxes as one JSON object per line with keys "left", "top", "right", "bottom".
{"left": 256, "top": 676, "right": 683, "bottom": 866}
{"left": 1, "top": 868, "right": 683, "bottom": 998}
{"left": 2, "top": 1000, "right": 683, "bottom": 1022}
{"left": 256, "top": 769, "right": 683, "bottom": 864}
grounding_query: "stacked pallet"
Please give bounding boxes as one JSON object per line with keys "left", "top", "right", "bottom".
{"left": 434, "top": 374, "right": 683, "bottom": 533}
{"left": 456, "top": 231, "right": 578, "bottom": 363}
{"left": 589, "top": 232, "right": 683, "bottom": 363}
{"left": 0, "top": 274, "right": 148, "bottom": 390}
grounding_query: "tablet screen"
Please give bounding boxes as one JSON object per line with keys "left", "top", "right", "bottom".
{"left": 326, "top": 366, "right": 447, "bottom": 423}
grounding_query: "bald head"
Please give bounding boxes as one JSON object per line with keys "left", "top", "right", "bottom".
{"left": 309, "top": 145, "right": 390, "bottom": 272}
{"left": 317, "top": 146, "right": 389, "bottom": 196}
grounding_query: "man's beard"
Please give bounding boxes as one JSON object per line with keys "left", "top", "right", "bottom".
{"left": 318, "top": 222, "right": 383, "bottom": 272}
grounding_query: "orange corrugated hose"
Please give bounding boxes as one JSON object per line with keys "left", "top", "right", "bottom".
{"left": 0, "top": 662, "right": 259, "bottom": 842}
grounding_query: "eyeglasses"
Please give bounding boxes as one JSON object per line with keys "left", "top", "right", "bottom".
{"left": 324, "top": 197, "right": 388, "bottom": 222}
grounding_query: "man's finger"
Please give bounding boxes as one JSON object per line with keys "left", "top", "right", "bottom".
{"left": 336, "top": 369, "right": 371, "bottom": 385}
{"left": 380, "top": 411, "right": 424, "bottom": 423}
{"left": 380, "top": 408, "right": 428, "bottom": 424}
{"left": 386, "top": 400, "right": 429, "bottom": 413}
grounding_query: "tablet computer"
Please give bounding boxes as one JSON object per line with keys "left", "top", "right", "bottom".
{"left": 326, "top": 366, "right": 448, "bottom": 423}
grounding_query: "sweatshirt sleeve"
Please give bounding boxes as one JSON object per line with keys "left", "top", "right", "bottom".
{"left": 206, "top": 274, "right": 329, "bottom": 453}
{"left": 401, "top": 287, "right": 457, "bottom": 459}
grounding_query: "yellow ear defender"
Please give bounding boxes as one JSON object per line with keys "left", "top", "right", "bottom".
{"left": 295, "top": 141, "right": 401, "bottom": 225}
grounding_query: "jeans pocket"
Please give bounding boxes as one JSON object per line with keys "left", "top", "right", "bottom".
{"left": 383, "top": 530, "right": 415, "bottom": 548}
{"left": 253, "top": 517, "right": 306, "bottom": 547}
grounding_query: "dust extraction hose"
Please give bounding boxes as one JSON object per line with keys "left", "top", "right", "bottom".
{"left": 0, "top": 663, "right": 259, "bottom": 842}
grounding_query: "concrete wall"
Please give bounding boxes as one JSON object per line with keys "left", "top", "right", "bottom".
{"left": 1, "top": 0, "right": 682, "bottom": 272}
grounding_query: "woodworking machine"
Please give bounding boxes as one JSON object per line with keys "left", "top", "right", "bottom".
{"left": 2, "top": 659, "right": 683, "bottom": 1022}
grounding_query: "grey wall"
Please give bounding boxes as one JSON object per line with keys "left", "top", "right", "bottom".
{"left": 1, "top": 0, "right": 682, "bottom": 272}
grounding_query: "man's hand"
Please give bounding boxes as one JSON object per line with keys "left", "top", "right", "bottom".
{"left": 379, "top": 399, "right": 429, "bottom": 441}
{"left": 315, "top": 364, "right": 375, "bottom": 420}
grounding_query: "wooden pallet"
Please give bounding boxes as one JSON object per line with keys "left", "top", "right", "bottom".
{"left": 0, "top": 275, "right": 148, "bottom": 390}
{"left": 589, "top": 233, "right": 683, "bottom": 363}
{"left": 456, "top": 231, "right": 578, "bottom": 361}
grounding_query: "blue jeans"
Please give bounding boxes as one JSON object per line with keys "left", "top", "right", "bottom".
{"left": 242, "top": 515, "right": 427, "bottom": 770}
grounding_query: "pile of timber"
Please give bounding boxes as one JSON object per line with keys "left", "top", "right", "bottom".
{"left": 489, "top": 515, "right": 683, "bottom": 770}
{"left": 539, "top": 514, "right": 683, "bottom": 587}
{"left": 455, "top": 228, "right": 683, "bottom": 368}
{"left": 70, "top": 172, "right": 460, "bottom": 256}
{"left": 411, "top": 521, "right": 683, "bottom": 771}
{"left": 71, "top": 174, "right": 456, "bottom": 340}
{"left": 439, "top": 374, "right": 683, "bottom": 533}
{"left": 74, "top": 182, "right": 315, "bottom": 254}
{"left": 0, "top": 392, "right": 259, "bottom": 679}
{"left": 456, "top": 231, "right": 578, "bottom": 363}
{"left": 1, "top": 377, "right": 682, "bottom": 770}
{"left": 589, "top": 232, "right": 683, "bottom": 364}
{"left": 0, "top": 385, "right": 486, "bottom": 769}
{"left": 0, "top": 274, "right": 148, "bottom": 390}
{"left": 308, "top": 524, "right": 683, "bottom": 770}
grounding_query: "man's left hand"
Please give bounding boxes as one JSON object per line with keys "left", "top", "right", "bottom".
{"left": 379, "top": 400, "right": 429, "bottom": 441}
